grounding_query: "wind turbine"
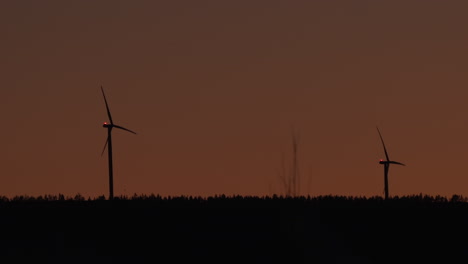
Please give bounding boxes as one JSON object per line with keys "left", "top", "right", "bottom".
{"left": 376, "top": 126, "right": 405, "bottom": 200}
{"left": 101, "top": 86, "right": 137, "bottom": 200}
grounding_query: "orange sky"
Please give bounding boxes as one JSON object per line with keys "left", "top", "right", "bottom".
{"left": 2, "top": 1, "right": 468, "bottom": 198}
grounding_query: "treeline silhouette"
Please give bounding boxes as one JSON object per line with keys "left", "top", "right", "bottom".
{"left": 3, "top": 192, "right": 468, "bottom": 203}
{"left": 1, "top": 194, "right": 468, "bottom": 263}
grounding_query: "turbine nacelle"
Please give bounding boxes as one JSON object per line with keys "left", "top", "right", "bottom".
{"left": 103, "top": 122, "right": 112, "bottom": 128}
{"left": 379, "top": 159, "right": 405, "bottom": 166}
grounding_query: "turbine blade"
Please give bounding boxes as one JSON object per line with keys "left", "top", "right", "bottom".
{"left": 114, "top": 124, "right": 137, "bottom": 134}
{"left": 376, "top": 126, "right": 390, "bottom": 161}
{"left": 101, "top": 136, "right": 109, "bottom": 156}
{"left": 101, "top": 86, "right": 114, "bottom": 125}
{"left": 393, "top": 161, "right": 405, "bottom": 166}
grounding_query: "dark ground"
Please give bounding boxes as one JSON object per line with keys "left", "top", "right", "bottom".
{"left": 0, "top": 194, "right": 467, "bottom": 263}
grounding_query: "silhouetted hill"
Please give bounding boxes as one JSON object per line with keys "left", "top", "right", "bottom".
{"left": 1, "top": 194, "right": 467, "bottom": 263}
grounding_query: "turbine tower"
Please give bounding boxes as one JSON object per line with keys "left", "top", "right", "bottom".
{"left": 101, "top": 86, "right": 137, "bottom": 200}
{"left": 376, "top": 126, "right": 405, "bottom": 200}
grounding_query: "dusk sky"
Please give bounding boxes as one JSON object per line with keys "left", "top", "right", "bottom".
{"left": 2, "top": 1, "right": 468, "bottom": 198}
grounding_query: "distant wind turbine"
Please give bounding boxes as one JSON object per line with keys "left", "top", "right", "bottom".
{"left": 100, "top": 86, "right": 137, "bottom": 200}
{"left": 376, "top": 126, "right": 405, "bottom": 200}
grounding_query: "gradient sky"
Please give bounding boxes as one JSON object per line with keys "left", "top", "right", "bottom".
{"left": 2, "top": 1, "right": 468, "bottom": 198}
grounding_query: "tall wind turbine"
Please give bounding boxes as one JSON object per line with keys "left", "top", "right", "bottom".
{"left": 101, "top": 86, "right": 137, "bottom": 200}
{"left": 376, "top": 126, "right": 405, "bottom": 200}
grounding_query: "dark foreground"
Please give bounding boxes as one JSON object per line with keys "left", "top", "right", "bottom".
{"left": 1, "top": 194, "right": 467, "bottom": 263}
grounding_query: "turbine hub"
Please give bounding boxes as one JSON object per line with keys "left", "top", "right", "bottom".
{"left": 103, "top": 122, "right": 111, "bottom": 128}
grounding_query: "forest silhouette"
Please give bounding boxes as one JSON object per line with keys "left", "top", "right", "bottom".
{"left": 1, "top": 194, "right": 468, "bottom": 263}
